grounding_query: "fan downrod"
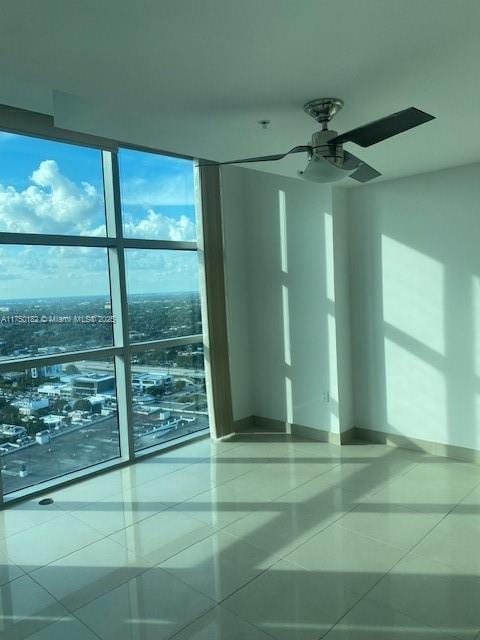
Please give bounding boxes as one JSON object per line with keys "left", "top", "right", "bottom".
{"left": 304, "top": 98, "right": 344, "bottom": 129}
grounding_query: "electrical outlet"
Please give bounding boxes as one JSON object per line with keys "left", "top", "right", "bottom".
{"left": 322, "top": 391, "right": 330, "bottom": 403}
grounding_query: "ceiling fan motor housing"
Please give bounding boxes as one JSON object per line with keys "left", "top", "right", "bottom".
{"left": 311, "top": 129, "right": 343, "bottom": 166}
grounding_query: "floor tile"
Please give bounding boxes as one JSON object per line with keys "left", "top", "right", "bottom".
{"left": 1, "top": 514, "right": 103, "bottom": 572}
{"left": 449, "top": 482, "right": 480, "bottom": 529}
{"left": 170, "top": 605, "right": 274, "bottom": 639}
{"left": 0, "top": 574, "right": 69, "bottom": 640}
{"left": 76, "top": 565, "right": 215, "bottom": 640}
{"left": 222, "top": 559, "right": 360, "bottom": 640}
{"left": 121, "top": 468, "right": 214, "bottom": 509}
{"left": 183, "top": 459, "right": 258, "bottom": 486}
{"left": 323, "top": 597, "right": 457, "bottom": 639}
{"left": 336, "top": 503, "right": 444, "bottom": 550}
{"left": 1, "top": 436, "right": 478, "bottom": 640}
{"left": 239, "top": 459, "right": 338, "bottom": 494}
{"left": 0, "top": 499, "right": 64, "bottom": 540}
{"left": 223, "top": 503, "right": 334, "bottom": 559}
{"left": 366, "top": 551, "right": 480, "bottom": 639}
{"left": 258, "top": 458, "right": 339, "bottom": 481}
{"left": 50, "top": 470, "right": 131, "bottom": 509}
{"left": 400, "top": 462, "right": 480, "bottom": 495}
{"left": 412, "top": 516, "right": 480, "bottom": 573}
{"left": 23, "top": 617, "right": 99, "bottom": 640}
{"left": 110, "top": 509, "right": 215, "bottom": 565}
{"left": 68, "top": 489, "right": 169, "bottom": 536}
{"left": 273, "top": 474, "right": 358, "bottom": 517}
{"left": 160, "top": 530, "right": 276, "bottom": 602}
{"left": 218, "top": 469, "right": 310, "bottom": 502}
{"left": 362, "top": 458, "right": 480, "bottom": 515}
{"left": 31, "top": 536, "right": 152, "bottom": 611}
{"left": 220, "top": 442, "right": 297, "bottom": 461}
{"left": 171, "top": 483, "right": 269, "bottom": 528}
{"left": 160, "top": 437, "right": 237, "bottom": 465}
{"left": 318, "top": 456, "right": 416, "bottom": 494}
{"left": 0, "top": 547, "right": 24, "bottom": 587}
{"left": 284, "top": 523, "right": 405, "bottom": 594}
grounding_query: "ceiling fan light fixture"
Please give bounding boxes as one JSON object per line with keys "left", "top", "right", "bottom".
{"left": 299, "top": 155, "right": 348, "bottom": 183}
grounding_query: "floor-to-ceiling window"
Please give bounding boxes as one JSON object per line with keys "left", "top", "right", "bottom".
{"left": 0, "top": 130, "right": 209, "bottom": 504}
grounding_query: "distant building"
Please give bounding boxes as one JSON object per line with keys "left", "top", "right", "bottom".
{"left": 36, "top": 347, "right": 66, "bottom": 355}
{"left": 2, "top": 371, "right": 25, "bottom": 382}
{"left": 12, "top": 397, "right": 49, "bottom": 416}
{"left": 0, "top": 442, "right": 20, "bottom": 454}
{"left": 41, "top": 415, "right": 64, "bottom": 429}
{"left": 87, "top": 395, "right": 105, "bottom": 407}
{"left": 35, "top": 431, "right": 50, "bottom": 445}
{"left": 73, "top": 374, "right": 115, "bottom": 398}
{"left": 0, "top": 424, "right": 27, "bottom": 438}
{"left": 31, "top": 364, "right": 63, "bottom": 379}
{"left": 37, "top": 383, "right": 72, "bottom": 400}
{"left": 132, "top": 373, "right": 172, "bottom": 393}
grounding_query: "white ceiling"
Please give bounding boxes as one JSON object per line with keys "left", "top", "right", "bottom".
{"left": 1, "top": 0, "right": 480, "bottom": 184}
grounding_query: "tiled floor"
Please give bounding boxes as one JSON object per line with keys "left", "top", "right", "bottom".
{"left": 1, "top": 435, "right": 480, "bottom": 639}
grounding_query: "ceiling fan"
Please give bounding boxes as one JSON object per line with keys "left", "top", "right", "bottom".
{"left": 199, "top": 98, "right": 435, "bottom": 183}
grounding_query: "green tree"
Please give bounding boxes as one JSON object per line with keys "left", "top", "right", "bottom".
{"left": 0, "top": 404, "right": 21, "bottom": 425}
{"left": 65, "top": 364, "right": 80, "bottom": 375}
{"left": 26, "top": 418, "right": 45, "bottom": 436}
{"left": 174, "top": 380, "right": 186, "bottom": 392}
{"left": 73, "top": 399, "right": 92, "bottom": 412}
{"left": 52, "top": 398, "right": 68, "bottom": 413}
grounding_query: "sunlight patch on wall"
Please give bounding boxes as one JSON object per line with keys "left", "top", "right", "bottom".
{"left": 473, "top": 275, "right": 480, "bottom": 378}
{"left": 385, "top": 338, "right": 447, "bottom": 441}
{"left": 473, "top": 275, "right": 480, "bottom": 447}
{"left": 324, "top": 211, "right": 335, "bottom": 302}
{"left": 382, "top": 235, "right": 445, "bottom": 355}
{"left": 279, "top": 190, "right": 288, "bottom": 274}
{"left": 282, "top": 284, "right": 291, "bottom": 367}
{"left": 328, "top": 312, "right": 339, "bottom": 431}
{"left": 285, "top": 377, "right": 293, "bottom": 432}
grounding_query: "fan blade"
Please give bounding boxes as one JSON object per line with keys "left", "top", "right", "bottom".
{"left": 342, "top": 150, "right": 363, "bottom": 170}
{"left": 198, "top": 145, "right": 311, "bottom": 167}
{"left": 331, "top": 107, "right": 435, "bottom": 148}
{"left": 350, "top": 162, "right": 381, "bottom": 183}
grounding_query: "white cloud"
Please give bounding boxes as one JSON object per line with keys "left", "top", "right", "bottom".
{"left": 0, "top": 160, "right": 196, "bottom": 241}
{"left": 126, "top": 249, "right": 199, "bottom": 294}
{"left": 0, "top": 244, "right": 111, "bottom": 299}
{"left": 0, "top": 161, "right": 199, "bottom": 297}
{"left": 121, "top": 174, "right": 194, "bottom": 207}
{"left": 0, "top": 160, "right": 103, "bottom": 234}
{"left": 0, "top": 244, "right": 199, "bottom": 299}
{"left": 124, "top": 209, "right": 196, "bottom": 241}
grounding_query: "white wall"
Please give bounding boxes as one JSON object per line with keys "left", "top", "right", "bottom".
{"left": 332, "top": 188, "right": 354, "bottom": 433}
{"left": 221, "top": 166, "right": 353, "bottom": 435}
{"left": 348, "top": 162, "right": 480, "bottom": 450}
{"left": 219, "top": 167, "right": 253, "bottom": 421}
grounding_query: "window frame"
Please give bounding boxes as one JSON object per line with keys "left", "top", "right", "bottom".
{"left": 0, "top": 107, "right": 224, "bottom": 507}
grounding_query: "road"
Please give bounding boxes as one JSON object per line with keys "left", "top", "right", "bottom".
{"left": 80, "top": 360, "right": 205, "bottom": 380}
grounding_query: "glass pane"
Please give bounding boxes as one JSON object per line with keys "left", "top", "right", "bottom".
{"left": 125, "top": 249, "right": 201, "bottom": 342}
{"left": 119, "top": 148, "right": 196, "bottom": 241}
{"left": 0, "top": 358, "right": 120, "bottom": 495}
{"left": 0, "top": 131, "right": 106, "bottom": 235}
{"left": 0, "top": 245, "right": 114, "bottom": 361}
{"left": 132, "top": 344, "right": 209, "bottom": 452}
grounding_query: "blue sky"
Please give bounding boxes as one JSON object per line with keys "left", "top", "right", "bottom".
{"left": 0, "top": 131, "right": 200, "bottom": 298}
